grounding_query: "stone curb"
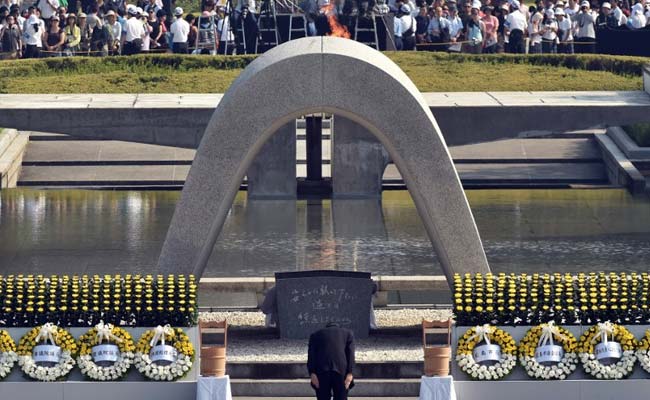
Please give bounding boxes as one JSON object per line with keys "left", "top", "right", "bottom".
{"left": 0, "top": 129, "right": 29, "bottom": 189}
{"left": 606, "top": 126, "right": 650, "bottom": 160}
{"left": 595, "top": 132, "right": 646, "bottom": 195}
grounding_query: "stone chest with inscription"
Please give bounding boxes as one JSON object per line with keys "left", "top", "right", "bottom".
{"left": 275, "top": 270, "right": 374, "bottom": 339}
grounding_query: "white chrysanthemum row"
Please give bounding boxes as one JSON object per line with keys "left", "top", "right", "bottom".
{"left": 520, "top": 353, "right": 578, "bottom": 380}
{"left": 0, "top": 351, "right": 18, "bottom": 379}
{"left": 77, "top": 352, "right": 134, "bottom": 381}
{"left": 579, "top": 350, "right": 636, "bottom": 380}
{"left": 636, "top": 349, "right": 650, "bottom": 374}
{"left": 18, "top": 351, "right": 75, "bottom": 382}
{"left": 456, "top": 353, "right": 517, "bottom": 380}
{"left": 134, "top": 353, "right": 192, "bottom": 381}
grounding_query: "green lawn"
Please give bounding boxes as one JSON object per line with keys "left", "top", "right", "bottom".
{"left": 0, "top": 52, "right": 646, "bottom": 93}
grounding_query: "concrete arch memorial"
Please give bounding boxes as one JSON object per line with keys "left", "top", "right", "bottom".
{"left": 158, "top": 36, "right": 490, "bottom": 283}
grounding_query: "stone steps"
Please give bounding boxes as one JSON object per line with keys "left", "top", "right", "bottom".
{"left": 16, "top": 132, "right": 612, "bottom": 189}
{"left": 230, "top": 378, "right": 421, "bottom": 397}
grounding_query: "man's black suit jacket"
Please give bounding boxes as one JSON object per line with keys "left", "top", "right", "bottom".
{"left": 307, "top": 325, "right": 355, "bottom": 376}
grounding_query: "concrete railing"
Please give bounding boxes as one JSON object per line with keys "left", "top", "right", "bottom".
{"left": 198, "top": 275, "right": 449, "bottom": 293}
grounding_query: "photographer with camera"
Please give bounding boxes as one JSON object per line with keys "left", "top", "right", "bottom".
{"left": 554, "top": 8, "right": 573, "bottom": 54}
{"left": 233, "top": 0, "right": 257, "bottom": 53}
{"left": 571, "top": 0, "right": 595, "bottom": 53}
{"left": 23, "top": 12, "right": 45, "bottom": 58}
{"left": 394, "top": 4, "right": 416, "bottom": 50}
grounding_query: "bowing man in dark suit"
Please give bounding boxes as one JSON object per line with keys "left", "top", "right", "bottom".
{"left": 307, "top": 322, "right": 355, "bottom": 400}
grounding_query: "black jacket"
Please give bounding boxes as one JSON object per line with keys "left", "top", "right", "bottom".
{"left": 307, "top": 326, "right": 355, "bottom": 376}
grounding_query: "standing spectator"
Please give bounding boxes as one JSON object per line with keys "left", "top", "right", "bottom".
{"left": 185, "top": 13, "right": 196, "bottom": 51}
{"left": 415, "top": 5, "right": 429, "bottom": 43}
{"left": 466, "top": 4, "right": 484, "bottom": 53}
{"left": 170, "top": 6, "right": 188, "bottom": 53}
{"left": 143, "top": 0, "right": 160, "bottom": 14}
{"left": 627, "top": 2, "right": 646, "bottom": 28}
{"left": 105, "top": 9, "right": 122, "bottom": 54}
{"left": 610, "top": 0, "right": 627, "bottom": 26}
{"left": 149, "top": 9, "right": 166, "bottom": 49}
{"left": 122, "top": 5, "right": 144, "bottom": 54}
{"left": 555, "top": 7, "right": 573, "bottom": 53}
{"left": 308, "top": 323, "right": 355, "bottom": 400}
{"left": 57, "top": 6, "right": 67, "bottom": 28}
{"left": 90, "top": 11, "right": 109, "bottom": 54}
{"left": 446, "top": 4, "right": 463, "bottom": 52}
{"left": 63, "top": 13, "right": 80, "bottom": 54}
{"left": 495, "top": 3, "right": 509, "bottom": 52}
{"left": 541, "top": 8, "right": 557, "bottom": 53}
{"left": 43, "top": 15, "right": 65, "bottom": 56}
{"left": 528, "top": 6, "right": 543, "bottom": 53}
{"left": 23, "top": 13, "right": 44, "bottom": 58}
{"left": 138, "top": 7, "right": 152, "bottom": 51}
{"left": 394, "top": 4, "right": 416, "bottom": 50}
{"left": 505, "top": 0, "right": 527, "bottom": 53}
{"left": 481, "top": 6, "right": 498, "bottom": 53}
{"left": 596, "top": 2, "right": 619, "bottom": 27}
{"left": 216, "top": 7, "right": 234, "bottom": 54}
{"left": 77, "top": 12, "right": 91, "bottom": 54}
{"left": 572, "top": 0, "right": 595, "bottom": 53}
{"left": 0, "top": 14, "right": 22, "bottom": 58}
{"left": 428, "top": 5, "right": 450, "bottom": 50}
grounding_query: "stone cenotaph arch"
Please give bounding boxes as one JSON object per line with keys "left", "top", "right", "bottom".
{"left": 158, "top": 36, "right": 490, "bottom": 284}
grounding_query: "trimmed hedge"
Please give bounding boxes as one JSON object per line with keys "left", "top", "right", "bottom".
{"left": 0, "top": 52, "right": 646, "bottom": 79}
{"left": 454, "top": 272, "right": 650, "bottom": 327}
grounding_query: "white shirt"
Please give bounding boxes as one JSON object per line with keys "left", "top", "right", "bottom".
{"left": 108, "top": 21, "right": 122, "bottom": 41}
{"left": 40, "top": 0, "right": 59, "bottom": 19}
{"left": 23, "top": 16, "right": 44, "bottom": 46}
{"left": 557, "top": 17, "right": 573, "bottom": 41}
{"left": 447, "top": 15, "right": 463, "bottom": 51}
{"left": 170, "top": 18, "right": 190, "bottom": 43}
{"left": 124, "top": 16, "right": 145, "bottom": 42}
{"left": 541, "top": 20, "right": 557, "bottom": 40}
{"left": 217, "top": 16, "right": 234, "bottom": 41}
{"left": 506, "top": 9, "right": 528, "bottom": 31}
{"left": 394, "top": 14, "right": 415, "bottom": 37}
{"left": 236, "top": 0, "right": 256, "bottom": 13}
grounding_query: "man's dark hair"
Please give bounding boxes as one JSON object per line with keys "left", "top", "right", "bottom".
{"left": 325, "top": 322, "right": 340, "bottom": 328}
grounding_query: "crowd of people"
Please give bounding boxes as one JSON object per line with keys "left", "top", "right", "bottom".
{"left": 398, "top": 0, "right": 650, "bottom": 53}
{"left": 0, "top": 0, "right": 649, "bottom": 58}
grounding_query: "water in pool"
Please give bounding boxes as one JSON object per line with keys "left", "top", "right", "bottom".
{"left": 1, "top": 188, "right": 649, "bottom": 276}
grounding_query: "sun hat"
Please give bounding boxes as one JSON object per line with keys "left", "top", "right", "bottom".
{"left": 601, "top": 2, "right": 611, "bottom": 8}
{"left": 554, "top": 7, "right": 565, "bottom": 15}
{"left": 174, "top": 6, "right": 183, "bottom": 15}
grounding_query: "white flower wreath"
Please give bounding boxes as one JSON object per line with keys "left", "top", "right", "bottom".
{"left": 77, "top": 322, "right": 136, "bottom": 381}
{"left": 0, "top": 330, "right": 18, "bottom": 380}
{"left": 17, "top": 323, "right": 78, "bottom": 382}
{"left": 578, "top": 322, "right": 637, "bottom": 380}
{"left": 134, "top": 325, "right": 195, "bottom": 381}
{"left": 518, "top": 322, "right": 578, "bottom": 380}
{"left": 456, "top": 324, "right": 517, "bottom": 380}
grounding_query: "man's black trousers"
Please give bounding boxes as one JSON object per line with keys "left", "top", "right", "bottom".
{"left": 314, "top": 371, "right": 348, "bottom": 400}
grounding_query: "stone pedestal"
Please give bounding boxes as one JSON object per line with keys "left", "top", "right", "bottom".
{"left": 332, "top": 116, "right": 390, "bottom": 198}
{"left": 247, "top": 121, "right": 296, "bottom": 199}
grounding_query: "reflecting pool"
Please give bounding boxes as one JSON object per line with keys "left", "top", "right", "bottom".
{"left": 1, "top": 189, "right": 649, "bottom": 276}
